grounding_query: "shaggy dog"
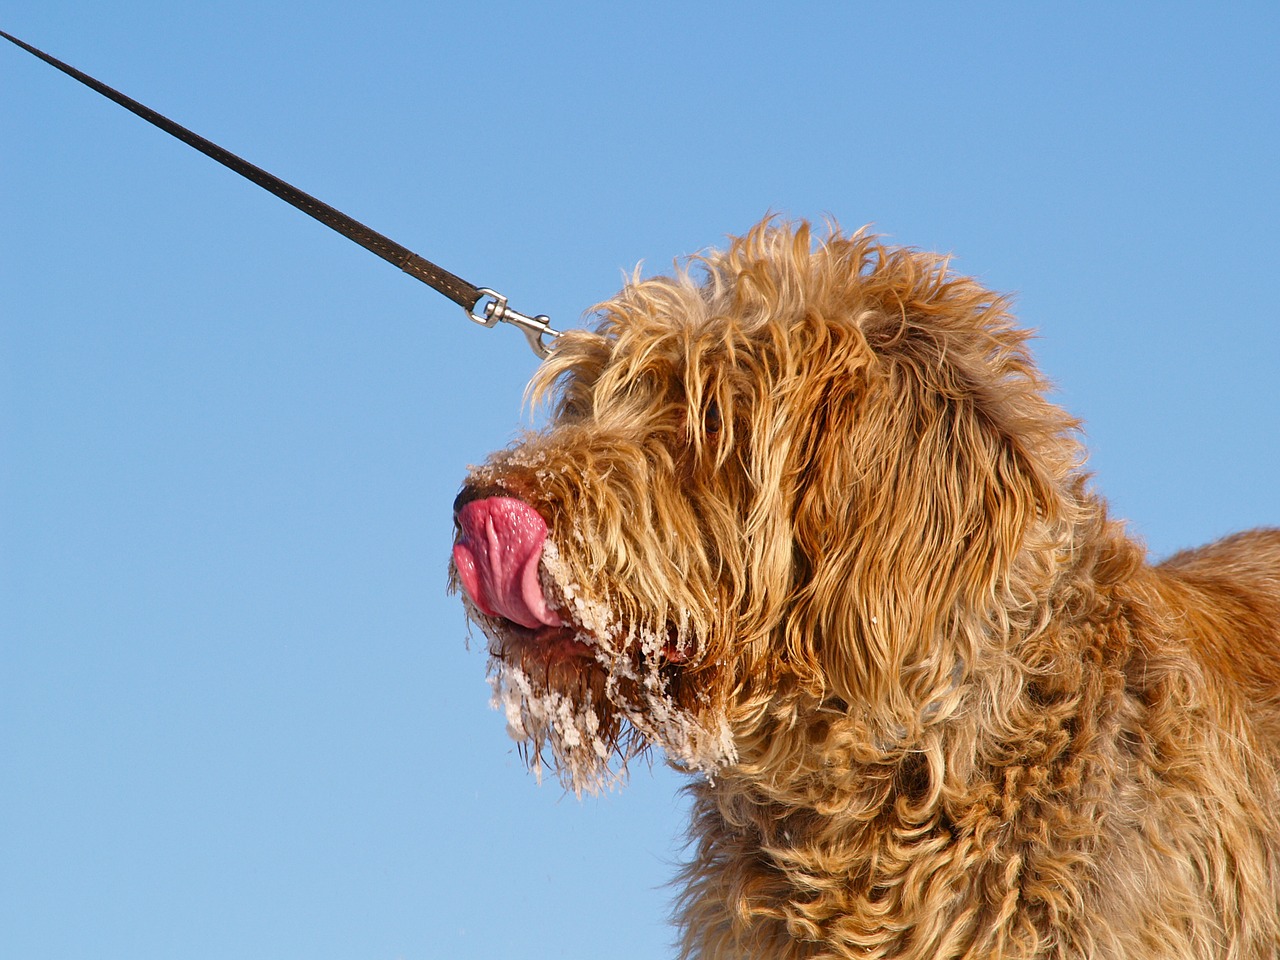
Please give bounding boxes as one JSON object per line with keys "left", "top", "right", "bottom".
{"left": 450, "top": 220, "right": 1280, "bottom": 959}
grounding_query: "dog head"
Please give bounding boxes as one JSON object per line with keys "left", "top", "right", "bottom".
{"left": 452, "top": 219, "right": 1085, "bottom": 793}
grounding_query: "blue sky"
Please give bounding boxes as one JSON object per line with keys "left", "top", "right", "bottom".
{"left": 2, "top": 3, "right": 1277, "bottom": 959}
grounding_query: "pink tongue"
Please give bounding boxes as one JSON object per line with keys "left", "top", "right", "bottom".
{"left": 452, "top": 497, "right": 564, "bottom": 630}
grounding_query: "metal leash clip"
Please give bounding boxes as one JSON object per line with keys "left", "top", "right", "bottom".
{"left": 468, "top": 289, "right": 561, "bottom": 359}
{"left": 1, "top": 29, "right": 563, "bottom": 362}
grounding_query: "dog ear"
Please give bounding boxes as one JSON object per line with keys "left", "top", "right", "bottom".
{"left": 783, "top": 335, "right": 1073, "bottom": 735}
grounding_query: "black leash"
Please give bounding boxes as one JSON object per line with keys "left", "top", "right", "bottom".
{"left": 1, "top": 29, "right": 560, "bottom": 358}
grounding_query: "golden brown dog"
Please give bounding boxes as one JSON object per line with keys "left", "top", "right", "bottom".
{"left": 451, "top": 220, "right": 1280, "bottom": 959}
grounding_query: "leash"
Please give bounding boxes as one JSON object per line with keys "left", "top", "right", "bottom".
{"left": 1, "top": 29, "right": 560, "bottom": 359}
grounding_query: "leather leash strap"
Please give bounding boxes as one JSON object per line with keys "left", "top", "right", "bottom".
{"left": 1, "top": 29, "right": 559, "bottom": 358}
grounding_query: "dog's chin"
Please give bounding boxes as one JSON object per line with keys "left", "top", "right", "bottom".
{"left": 475, "top": 599, "right": 737, "bottom": 790}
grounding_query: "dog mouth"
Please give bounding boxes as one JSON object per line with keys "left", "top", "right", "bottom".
{"left": 491, "top": 621, "right": 596, "bottom": 664}
{"left": 452, "top": 497, "right": 564, "bottom": 628}
{"left": 452, "top": 495, "right": 690, "bottom": 665}
{"left": 453, "top": 493, "right": 732, "bottom": 791}
{"left": 451, "top": 496, "right": 589, "bottom": 659}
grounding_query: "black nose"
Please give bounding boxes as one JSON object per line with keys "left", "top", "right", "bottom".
{"left": 452, "top": 484, "right": 509, "bottom": 520}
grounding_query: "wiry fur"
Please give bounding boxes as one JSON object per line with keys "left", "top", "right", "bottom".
{"left": 452, "top": 219, "right": 1280, "bottom": 959}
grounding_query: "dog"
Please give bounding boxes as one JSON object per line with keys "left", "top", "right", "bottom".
{"left": 450, "top": 219, "right": 1280, "bottom": 959}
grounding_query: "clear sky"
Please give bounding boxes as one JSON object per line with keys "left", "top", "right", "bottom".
{"left": 2, "top": 3, "right": 1277, "bottom": 959}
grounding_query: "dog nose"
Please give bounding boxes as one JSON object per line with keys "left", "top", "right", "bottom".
{"left": 452, "top": 484, "right": 510, "bottom": 521}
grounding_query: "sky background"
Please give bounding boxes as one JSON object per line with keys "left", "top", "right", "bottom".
{"left": 2, "top": 3, "right": 1278, "bottom": 959}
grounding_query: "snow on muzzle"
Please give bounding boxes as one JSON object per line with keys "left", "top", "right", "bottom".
{"left": 452, "top": 497, "right": 564, "bottom": 630}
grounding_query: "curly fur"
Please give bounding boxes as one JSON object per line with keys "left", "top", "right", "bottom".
{"left": 451, "top": 219, "right": 1280, "bottom": 959}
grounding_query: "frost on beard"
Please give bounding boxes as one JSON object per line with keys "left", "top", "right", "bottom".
{"left": 487, "top": 660, "right": 618, "bottom": 796}
{"left": 480, "top": 539, "right": 737, "bottom": 797}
